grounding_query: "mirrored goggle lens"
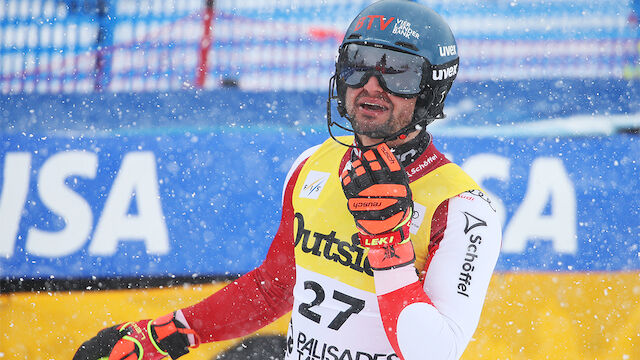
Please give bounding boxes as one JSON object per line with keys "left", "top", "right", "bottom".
{"left": 338, "top": 43, "right": 425, "bottom": 95}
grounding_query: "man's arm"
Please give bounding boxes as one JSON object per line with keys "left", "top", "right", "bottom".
{"left": 74, "top": 146, "right": 320, "bottom": 359}
{"left": 179, "top": 155, "right": 313, "bottom": 342}
{"left": 178, "top": 213, "right": 297, "bottom": 342}
{"left": 178, "top": 146, "right": 321, "bottom": 343}
{"left": 375, "top": 192, "right": 501, "bottom": 360}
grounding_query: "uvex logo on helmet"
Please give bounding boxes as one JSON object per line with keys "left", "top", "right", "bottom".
{"left": 354, "top": 15, "right": 395, "bottom": 31}
{"left": 432, "top": 64, "right": 458, "bottom": 81}
{"left": 439, "top": 45, "right": 457, "bottom": 57}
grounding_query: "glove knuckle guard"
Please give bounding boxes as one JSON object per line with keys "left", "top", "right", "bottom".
{"left": 149, "top": 314, "right": 194, "bottom": 359}
{"left": 72, "top": 326, "right": 126, "bottom": 360}
{"left": 73, "top": 313, "right": 200, "bottom": 360}
{"left": 342, "top": 143, "right": 413, "bottom": 236}
{"left": 109, "top": 338, "right": 140, "bottom": 360}
{"left": 342, "top": 144, "right": 416, "bottom": 271}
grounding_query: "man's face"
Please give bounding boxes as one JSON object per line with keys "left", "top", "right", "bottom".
{"left": 344, "top": 75, "right": 417, "bottom": 143}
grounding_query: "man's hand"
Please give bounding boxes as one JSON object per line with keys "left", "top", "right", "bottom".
{"left": 73, "top": 312, "right": 200, "bottom": 360}
{"left": 341, "top": 143, "right": 415, "bottom": 270}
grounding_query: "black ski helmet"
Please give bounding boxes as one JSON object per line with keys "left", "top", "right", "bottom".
{"left": 328, "top": 0, "right": 459, "bottom": 146}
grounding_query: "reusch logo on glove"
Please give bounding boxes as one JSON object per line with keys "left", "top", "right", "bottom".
{"left": 377, "top": 146, "right": 401, "bottom": 171}
{"left": 300, "top": 170, "right": 331, "bottom": 199}
{"left": 348, "top": 198, "right": 394, "bottom": 211}
{"left": 351, "top": 200, "right": 383, "bottom": 208}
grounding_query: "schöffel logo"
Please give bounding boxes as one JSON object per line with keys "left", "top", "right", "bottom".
{"left": 300, "top": 170, "right": 331, "bottom": 199}
{"left": 407, "top": 154, "right": 438, "bottom": 179}
{"left": 457, "top": 211, "right": 488, "bottom": 298}
{"left": 432, "top": 64, "right": 458, "bottom": 81}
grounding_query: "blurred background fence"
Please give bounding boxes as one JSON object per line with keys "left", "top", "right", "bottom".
{"left": 1, "top": 0, "right": 639, "bottom": 93}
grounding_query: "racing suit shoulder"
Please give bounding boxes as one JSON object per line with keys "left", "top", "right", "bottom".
{"left": 282, "top": 144, "right": 322, "bottom": 203}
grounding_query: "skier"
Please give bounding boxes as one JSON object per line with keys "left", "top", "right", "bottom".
{"left": 74, "top": 1, "right": 501, "bottom": 359}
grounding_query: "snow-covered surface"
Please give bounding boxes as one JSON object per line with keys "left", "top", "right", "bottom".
{"left": 432, "top": 112, "right": 640, "bottom": 137}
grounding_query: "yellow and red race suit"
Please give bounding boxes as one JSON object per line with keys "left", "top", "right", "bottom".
{"left": 179, "top": 133, "right": 501, "bottom": 360}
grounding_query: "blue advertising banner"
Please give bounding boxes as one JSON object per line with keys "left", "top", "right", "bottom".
{"left": 1, "top": 130, "right": 638, "bottom": 278}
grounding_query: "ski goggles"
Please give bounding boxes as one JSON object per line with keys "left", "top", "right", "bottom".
{"left": 336, "top": 43, "right": 427, "bottom": 97}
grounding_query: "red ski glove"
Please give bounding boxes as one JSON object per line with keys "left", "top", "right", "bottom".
{"left": 341, "top": 143, "right": 415, "bottom": 270}
{"left": 73, "top": 312, "right": 200, "bottom": 360}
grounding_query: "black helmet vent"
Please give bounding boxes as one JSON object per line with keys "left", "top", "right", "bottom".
{"left": 394, "top": 41, "right": 418, "bottom": 51}
{"left": 347, "top": 34, "right": 362, "bottom": 40}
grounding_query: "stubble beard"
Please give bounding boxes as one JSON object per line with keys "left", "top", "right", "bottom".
{"left": 348, "top": 106, "right": 416, "bottom": 139}
{"left": 347, "top": 95, "right": 401, "bottom": 139}
{"left": 353, "top": 117, "right": 395, "bottom": 139}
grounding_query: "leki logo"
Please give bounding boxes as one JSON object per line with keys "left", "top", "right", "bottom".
{"left": 300, "top": 171, "right": 331, "bottom": 199}
{"left": 362, "top": 235, "right": 397, "bottom": 247}
{"left": 354, "top": 15, "right": 395, "bottom": 31}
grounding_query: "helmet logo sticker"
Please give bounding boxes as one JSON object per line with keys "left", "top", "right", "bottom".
{"left": 432, "top": 64, "right": 458, "bottom": 81}
{"left": 392, "top": 19, "right": 420, "bottom": 40}
{"left": 354, "top": 15, "right": 395, "bottom": 31}
{"left": 439, "top": 45, "right": 457, "bottom": 57}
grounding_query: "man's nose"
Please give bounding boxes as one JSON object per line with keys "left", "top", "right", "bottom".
{"left": 362, "top": 75, "right": 385, "bottom": 93}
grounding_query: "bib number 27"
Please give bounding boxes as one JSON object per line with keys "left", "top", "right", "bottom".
{"left": 298, "top": 280, "right": 365, "bottom": 330}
